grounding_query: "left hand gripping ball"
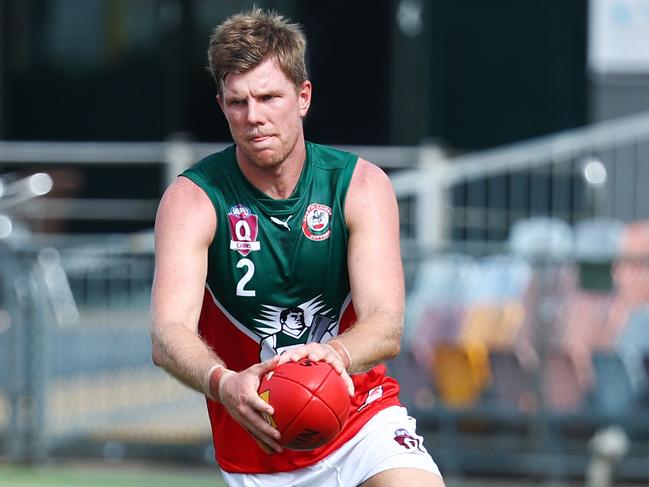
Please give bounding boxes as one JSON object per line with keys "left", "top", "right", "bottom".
{"left": 258, "top": 358, "right": 351, "bottom": 450}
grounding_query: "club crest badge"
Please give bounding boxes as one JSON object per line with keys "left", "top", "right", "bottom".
{"left": 302, "top": 203, "right": 332, "bottom": 241}
{"left": 228, "top": 204, "right": 260, "bottom": 256}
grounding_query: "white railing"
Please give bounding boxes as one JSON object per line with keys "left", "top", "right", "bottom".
{"left": 2, "top": 110, "right": 649, "bottom": 246}
{"left": 0, "top": 139, "right": 420, "bottom": 225}
{"left": 392, "top": 110, "right": 649, "bottom": 251}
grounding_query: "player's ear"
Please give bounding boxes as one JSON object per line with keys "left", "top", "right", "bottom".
{"left": 216, "top": 94, "right": 224, "bottom": 112}
{"left": 298, "top": 80, "right": 312, "bottom": 117}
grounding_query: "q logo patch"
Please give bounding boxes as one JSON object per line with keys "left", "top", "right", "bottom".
{"left": 228, "top": 204, "right": 260, "bottom": 256}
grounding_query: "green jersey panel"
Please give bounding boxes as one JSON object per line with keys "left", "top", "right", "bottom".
{"left": 181, "top": 142, "right": 357, "bottom": 362}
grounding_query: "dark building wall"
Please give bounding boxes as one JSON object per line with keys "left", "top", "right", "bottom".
{"left": 425, "top": 0, "right": 588, "bottom": 150}
{"left": 1, "top": 0, "right": 587, "bottom": 150}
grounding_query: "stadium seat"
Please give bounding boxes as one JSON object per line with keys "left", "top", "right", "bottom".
{"left": 559, "top": 289, "right": 615, "bottom": 350}
{"left": 404, "top": 253, "right": 478, "bottom": 371}
{"left": 616, "top": 305, "right": 649, "bottom": 392}
{"left": 507, "top": 217, "right": 576, "bottom": 352}
{"left": 573, "top": 217, "right": 624, "bottom": 262}
{"left": 590, "top": 351, "right": 636, "bottom": 413}
{"left": 431, "top": 342, "right": 491, "bottom": 408}
{"left": 542, "top": 346, "right": 591, "bottom": 412}
{"left": 458, "top": 254, "right": 530, "bottom": 348}
{"left": 508, "top": 216, "right": 573, "bottom": 259}
{"left": 543, "top": 220, "right": 627, "bottom": 413}
{"left": 488, "top": 348, "right": 538, "bottom": 412}
{"left": 608, "top": 220, "right": 649, "bottom": 342}
{"left": 458, "top": 301, "right": 526, "bottom": 349}
{"left": 573, "top": 217, "right": 624, "bottom": 292}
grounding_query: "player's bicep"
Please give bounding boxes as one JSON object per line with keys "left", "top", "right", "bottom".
{"left": 345, "top": 159, "right": 405, "bottom": 322}
{"left": 151, "top": 177, "right": 216, "bottom": 333}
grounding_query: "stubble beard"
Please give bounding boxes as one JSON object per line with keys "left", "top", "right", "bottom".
{"left": 240, "top": 131, "right": 300, "bottom": 171}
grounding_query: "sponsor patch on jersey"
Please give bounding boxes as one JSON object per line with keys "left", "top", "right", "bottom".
{"left": 228, "top": 204, "right": 260, "bottom": 256}
{"left": 357, "top": 385, "right": 384, "bottom": 412}
{"left": 301, "top": 203, "right": 332, "bottom": 241}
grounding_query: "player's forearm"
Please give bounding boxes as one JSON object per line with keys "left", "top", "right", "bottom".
{"left": 151, "top": 321, "right": 225, "bottom": 397}
{"left": 331, "top": 309, "right": 402, "bottom": 374}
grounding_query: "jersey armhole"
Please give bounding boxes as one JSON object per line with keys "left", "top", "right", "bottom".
{"left": 178, "top": 172, "right": 222, "bottom": 241}
{"left": 340, "top": 154, "right": 359, "bottom": 238}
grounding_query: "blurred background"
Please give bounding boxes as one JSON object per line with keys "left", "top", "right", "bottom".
{"left": 1, "top": 0, "right": 649, "bottom": 485}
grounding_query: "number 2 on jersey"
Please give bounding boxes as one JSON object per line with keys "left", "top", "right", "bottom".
{"left": 236, "top": 258, "right": 256, "bottom": 297}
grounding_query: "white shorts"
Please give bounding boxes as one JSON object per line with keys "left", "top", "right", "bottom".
{"left": 221, "top": 406, "right": 441, "bottom": 487}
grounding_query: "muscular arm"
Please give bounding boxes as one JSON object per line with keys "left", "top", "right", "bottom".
{"left": 279, "top": 158, "right": 404, "bottom": 377}
{"left": 337, "top": 158, "right": 404, "bottom": 373}
{"left": 150, "top": 177, "right": 221, "bottom": 395}
{"left": 150, "top": 177, "right": 282, "bottom": 453}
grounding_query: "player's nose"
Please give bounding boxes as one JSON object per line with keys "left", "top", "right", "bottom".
{"left": 246, "top": 100, "right": 265, "bottom": 125}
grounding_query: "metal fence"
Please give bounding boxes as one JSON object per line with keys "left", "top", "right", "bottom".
{"left": 1, "top": 111, "right": 649, "bottom": 481}
{"left": 393, "top": 110, "right": 649, "bottom": 254}
{"left": 395, "top": 230, "right": 649, "bottom": 480}
{"left": 390, "top": 111, "right": 649, "bottom": 481}
{"left": 0, "top": 232, "right": 648, "bottom": 481}
{"left": 0, "top": 240, "right": 212, "bottom": 464}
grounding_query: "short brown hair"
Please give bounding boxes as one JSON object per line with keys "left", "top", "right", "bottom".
{"left": 207, "top": 7, "right": 308, "bottom": 96}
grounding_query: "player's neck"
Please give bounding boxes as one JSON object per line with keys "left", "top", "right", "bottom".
{"left": 237, "top": 140, "right": 306, "bottom": 200}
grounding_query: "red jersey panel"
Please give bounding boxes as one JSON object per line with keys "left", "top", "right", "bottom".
{"left": 198, "top": 290, "right": 402, "bottom": 474}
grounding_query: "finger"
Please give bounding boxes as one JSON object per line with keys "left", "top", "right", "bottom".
{"left": 276, "top": 349, "right": 307, "bottom": 365}
{"left": 245, "top": 402, "right": 282, "bottom": 441}
{"left": 252, "top": 435, "right": 275, "bottom": 455}
{"left": 306, "top": 347, "right": 330, "bottom": 363}
{"left": 343, "top": 372, "right": 355, "bottom": 396}
{"left": 249, "top": 426, "right": 283, "bottom": 453}
{"left": 255, "top": 354, "right": 281, "bottom": 373}
{"left": 233, "top": 407, "right": 283, "bottom": 452}
{"left": 253, "top": 391, "right": 276, "bottom": 417}
{"left": 249, "top": 430, "right": 284, "bottom": 453}
{"left": 308, "top": 352, "right": 355, "bottom": 396}
{"left": 246, "top": 425, "right": 283, "bottom": 454}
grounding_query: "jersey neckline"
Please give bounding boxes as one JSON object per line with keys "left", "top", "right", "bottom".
{"left": 229, "top": 142, "right": 313, "bottom": 216}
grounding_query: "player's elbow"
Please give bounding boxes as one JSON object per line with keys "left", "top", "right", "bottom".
{"left": 150, "top": 330, "right": 167, "bottom": 367}
{"left": 386, "top": 336, "right": 401, "bottom": 360}
{"left": 386, "top": 312, "right": 403, "bottom": 360}
{"left": 151, "top": 345, "right": 164, "bottom": 367}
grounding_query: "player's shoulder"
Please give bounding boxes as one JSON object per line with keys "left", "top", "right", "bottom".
{"left": 307, "top": 141, "right": 357, "bottom": 170}
{"left": 345, "top": 158, "right": 396, "bottom": 225}
{"left": 157, "top": 176, "right": 215, "bottom": 226}
{"left": 349, "top": 158, "right": 393, "bottom": 193}
{"left": 162, "top": 176, "right": 211, "bottom": 205}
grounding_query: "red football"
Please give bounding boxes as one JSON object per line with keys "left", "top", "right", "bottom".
{"left": 258, "top": 358, "right": 351, "bottom": 450}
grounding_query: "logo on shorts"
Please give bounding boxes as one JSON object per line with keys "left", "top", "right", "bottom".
{"left": 302, "top": 203, "right": 332, "bottom": 241}
{"left": 393, "top": 428, "right": 425, "bottom": 453}
{"left": 228, "top": 204, "right": 260, "bottom": 256}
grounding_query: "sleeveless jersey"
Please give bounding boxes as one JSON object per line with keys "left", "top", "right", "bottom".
{"left": 181, "top": 142, "right": 401, "bottom": 474}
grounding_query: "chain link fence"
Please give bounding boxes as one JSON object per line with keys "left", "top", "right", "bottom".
{"left": 0, "top": 239, "right": 212, "bottom": 465}
{"left": 0, "top": 228, "right": 648, "bottom": 482}
{"left": 394, "top": 218, "right": 649, "bottom": 481}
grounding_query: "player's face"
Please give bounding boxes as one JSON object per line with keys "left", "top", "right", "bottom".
{"left": 218, "top": 57, "right": 312, "bottom": 170}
